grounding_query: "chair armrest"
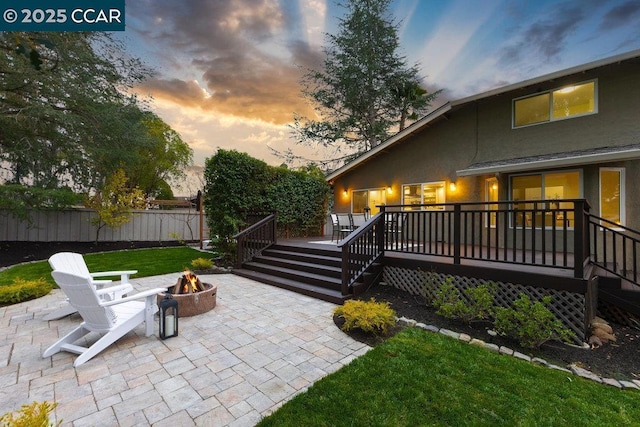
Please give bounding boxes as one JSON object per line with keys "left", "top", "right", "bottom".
{"left": 95, "top": 283, "right": 133, "bottom": 297}
{"left": 90, "top": 270, "right": 138, "bottom": 283}
{"left": 101, "top": 288, "right": 166, "bottom": 307}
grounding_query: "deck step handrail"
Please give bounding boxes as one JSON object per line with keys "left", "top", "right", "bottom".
{"left": 338, "top": 213, "right": 385, "bottom": 295}
{"left": 587, "top": 212, "right": 640, "bottom": 286}
{"left": 233, "top": 214, "right": 277, "bottom": 268}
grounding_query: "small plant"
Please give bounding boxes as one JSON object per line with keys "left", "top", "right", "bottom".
{"left": 0, "top": 278, "right": 53, "bottom": 306}
{"left": 334, "top": 298, "right": 397, "bottom": 336}
{"left": 191, "top": 257, "right": 214, "bottom": 270}
{"left": 169, "top": 231, "right": 186, "bottom": 245}
{"left": 432, "top": 279, "right": 495, "bottom": 323}
{"left": 0, "top": 400, "right": 59, "bottom": 426}
{"left": 493, "top": 294, "right": 575, "bottom": 349}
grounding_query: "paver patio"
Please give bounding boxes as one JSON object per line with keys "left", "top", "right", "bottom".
{"left": 0, "top": 273, "right": 370, "bottom": 426}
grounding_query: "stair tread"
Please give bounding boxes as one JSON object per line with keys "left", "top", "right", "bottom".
{"left": 244, "top": 262, "right": 341, "bottom": 284}
{"left": 233, "top": 269, "right": 348, "bottom": 304}
{"left": 264, "top": 249, "right": 341, "bottom": 263}
{"left": 255, "top": 255, "right": 342, "bottom": 272}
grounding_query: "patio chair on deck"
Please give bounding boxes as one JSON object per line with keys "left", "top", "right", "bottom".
{"left": 43, "top": 270, "right": 166, "bottom": 367}
{"left": 350, "top": 213, "right": 366, "bottom": 229}
{"left": 335, "top": 213, "right": 355, "bottom": 241}
{"left": 44, "top": 252, "right": 137, "bottom": 321}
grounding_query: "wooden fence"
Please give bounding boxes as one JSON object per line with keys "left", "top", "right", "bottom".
{"left": 0, "top": 208, "right": 207, "bottom": 243}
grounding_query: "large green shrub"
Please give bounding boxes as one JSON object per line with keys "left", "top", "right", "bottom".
{"left": 203, "top": 149, "right": 330, "bottom": 240}
{"left": 432, "top": 279, "right": 496, "bottom": 323}
{"left": 493, "top": 294, "right": 575, "bottom": 349}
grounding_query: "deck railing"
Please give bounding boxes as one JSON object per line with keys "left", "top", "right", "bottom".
{"left": 379, "top": 200, "right": 591, "bottom": 279}
{"left": 338, "top": 213, "right": 385, "bottom": 295}
{"left": 233, "top": 214, "right": 277, "bottom": 268}
{"left": 588, "top": 213, "right": 640, "bottom": 286}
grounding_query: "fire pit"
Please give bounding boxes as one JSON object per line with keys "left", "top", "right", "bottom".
{"left": 157, "top": 270, "right": 217, "bottom": 317}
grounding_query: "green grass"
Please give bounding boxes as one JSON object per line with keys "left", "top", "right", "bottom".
{"left": 258, "top": 328, "right": 639, "bottom": 426}
{"left": 0, "top": 247, "right": 208, "bottom": 287}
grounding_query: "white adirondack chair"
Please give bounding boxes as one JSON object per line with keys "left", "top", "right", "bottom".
{"left": 43, "top": 270, "right": 166, "bottom": 367}
{"left": 44, "top": 252, "right": 137, "bottom": 320}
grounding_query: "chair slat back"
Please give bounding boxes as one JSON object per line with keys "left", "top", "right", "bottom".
{"left": 49, "top": 252, "right": 92, "bottom": 277}
{"left": 51, "top": 270, "right": 117, "bottom": 332}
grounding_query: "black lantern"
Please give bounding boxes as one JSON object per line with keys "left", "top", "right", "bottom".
{"left": 159, "top": 293, "right": 178, "bottom": 339}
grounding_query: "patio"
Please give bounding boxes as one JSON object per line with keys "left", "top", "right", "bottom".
{"left": 0, "top": 273, "right": 370, "bottom": 426}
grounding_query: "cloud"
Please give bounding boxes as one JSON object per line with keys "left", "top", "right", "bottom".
{"left": 128, "top": 0, "right": 319, "bottom": 126}
{"left": 599, "top": 1, "right": 640, "bottom": 31}
{"left": 498, "top": 2, "right": 587, "bottom": 67}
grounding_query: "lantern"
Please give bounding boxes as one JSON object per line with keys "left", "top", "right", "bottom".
{"left": 159, "top": 293, "right": 178, "bottom": 339}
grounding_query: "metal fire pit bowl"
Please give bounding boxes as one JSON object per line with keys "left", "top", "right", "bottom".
{"left": 157, "top": 283, "right": 217, "bottom": 317}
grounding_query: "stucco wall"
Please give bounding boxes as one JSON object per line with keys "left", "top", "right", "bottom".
{"left": 331, "top": 60, "right": 640, "bottom": 232}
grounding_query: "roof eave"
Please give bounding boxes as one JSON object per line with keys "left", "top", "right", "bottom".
{"left": 326, "top": 103, "right": 452, "bottom": 183}
{"left": 456, "top": 148, "right": 640, "bottom": 177}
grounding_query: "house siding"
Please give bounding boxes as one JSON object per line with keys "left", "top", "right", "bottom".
{"left": 332, "top": 58, "right": 640, "bottom": 233}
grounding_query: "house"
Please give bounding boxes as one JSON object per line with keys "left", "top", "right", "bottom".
{"left": 234, "top": 50, "right": 640, "bottom": 343}
{"left": 327, "top": 49, "right": 640, "bottom": 231}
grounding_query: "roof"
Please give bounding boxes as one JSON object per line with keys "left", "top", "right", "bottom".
{"left": 457, "top": 143, "right": 640, "bottom": 176}
{"left": 326, "top": 48, "right": 640, "bottom": 183}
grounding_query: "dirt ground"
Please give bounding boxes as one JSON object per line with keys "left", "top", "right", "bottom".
{"left": 2, "top": 240, "right": 639, "bottom": 382}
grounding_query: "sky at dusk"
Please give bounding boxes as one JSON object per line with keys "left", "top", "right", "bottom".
{"left": 120, "top": 0, "right": 640, "bottom": 182}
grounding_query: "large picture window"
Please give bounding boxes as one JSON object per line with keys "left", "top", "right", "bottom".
{"left": 513, "top": 80, "right": 596, "bottom": 127}
{"left": 600, "top": 168, "right": 625, "bottom": 226}
{"left": 510, "top": 171, "right": 581, "bottom": 227}
{"left": 402, "top": 182, "right": 445, "bottom": 210}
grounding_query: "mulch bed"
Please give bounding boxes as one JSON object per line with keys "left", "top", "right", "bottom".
{"left": 347, "top": 284, "right": 640, "bottom": 382}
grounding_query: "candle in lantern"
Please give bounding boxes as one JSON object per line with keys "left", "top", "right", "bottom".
{"left": 165, "top": 315, "right": 175, "bottom": 336}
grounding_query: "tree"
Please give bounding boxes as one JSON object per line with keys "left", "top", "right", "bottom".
{"left": 127, "top": 112, "right": 193, "bottom": 199}
{"left": 292, "top": 0, "right": 440, "bottom": 163}
{"left": 0, "top": 32, "right": 152, "bottom": 192}
{"left": 84, "top": 169, "right": 146, "bottom": 242}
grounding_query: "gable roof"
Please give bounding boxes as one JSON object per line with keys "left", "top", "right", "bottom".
{"left": 326, "top": 48, "right": 640, "bottom": 183}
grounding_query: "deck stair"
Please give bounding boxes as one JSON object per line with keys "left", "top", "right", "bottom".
{"left": 233, "top": 243, "right": 352, "bottom": 304}
{"left": 594, "top": 268, "right": 640, "bottom": 318}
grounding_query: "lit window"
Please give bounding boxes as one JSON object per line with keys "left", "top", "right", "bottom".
{"left": 600, "top": 168, "right": 625, "bottom": 226}
{"left": 510, "top": 171, "right": 581, "bottom": 227}
{"left": 513, "top": 81, "right": 596, "bottom": 128}
{"left": 402, "top": 182, "right": 445, "bottom": 210}
{"left": 352, "top": 188, "right": 386, "bottom": 215}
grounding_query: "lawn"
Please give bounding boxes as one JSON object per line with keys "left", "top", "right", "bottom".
{"left": 0, "top": 247, "right": 208, "bottom": 287}
{"left": 258, "top": 327, "right": 639, "bottom": 426}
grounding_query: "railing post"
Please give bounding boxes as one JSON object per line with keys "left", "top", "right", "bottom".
{"left": 236, "top": 234, "right": 244, "bottom": 269}
{"left": 378, "top": 205, "right": 386, "bottom": 253}
{"left": 453, "top": 204, "right": 461, "bottom": 265}
{"left": 573, "top": 200, "right": 586, "bottom": 278}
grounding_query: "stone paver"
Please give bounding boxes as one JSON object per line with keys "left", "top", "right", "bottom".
{"left": 0, "top": 272, "right": 370, "bottom": 426}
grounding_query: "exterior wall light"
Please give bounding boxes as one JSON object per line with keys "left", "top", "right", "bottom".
{"left": 387, "top": 186, "right": 392, "bottom": 194}
{"left": 449, "top": 182, "right": 457, "bottom": 192}
{"left": 343, "top": 189, "right": 348, "bottom": 197}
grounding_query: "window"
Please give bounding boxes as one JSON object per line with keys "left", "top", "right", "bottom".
{"left": 402, "top": 182, "right": 445, "bottom": 210}
{"left": 600, "top": 168, "right": 625, "bottom": 226}
{"left": 485, "top": 177, "right": 499, "bottom": 227}
{"left": 352, "top": 188, "right": 386, "bottom": 215}
{"left": 510, "top": 171, "right": 581, "bottom": 227}
{"left": 513, "top": 80, "right": 596, "bottom": 127}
